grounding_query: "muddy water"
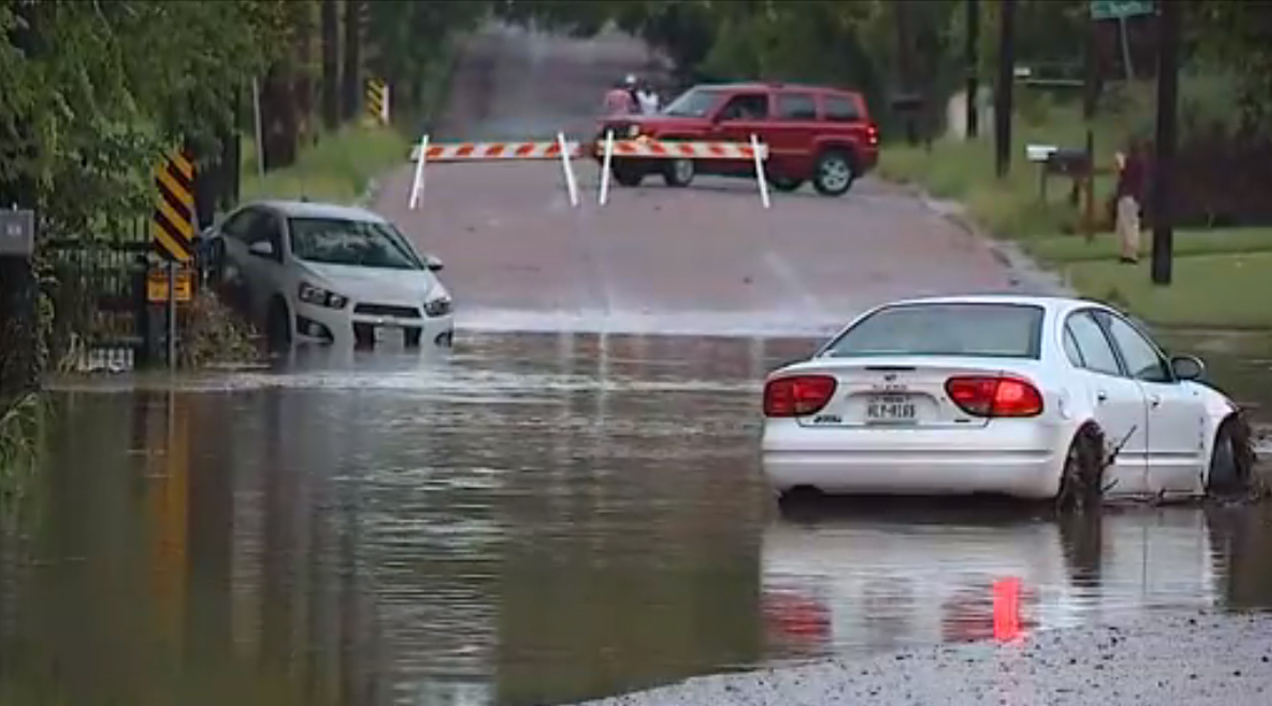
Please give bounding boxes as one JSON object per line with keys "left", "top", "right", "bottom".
{"left": 2, "top": 332, "right": 1272, "bottom": 706}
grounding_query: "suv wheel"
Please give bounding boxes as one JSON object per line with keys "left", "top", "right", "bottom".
{"left": 663, "top": 158, "right": 695, "bottom": 187}
{"left": 611, "top": 161, "right": 644, "bottom": 187}
{"left": 769, "top": 174, "right": 804, "bottom": 193}
{"left": 812, "top": 150, "right": 857, "bottom": 196}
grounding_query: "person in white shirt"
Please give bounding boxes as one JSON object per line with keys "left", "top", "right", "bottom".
{"left": 636, "top": 80, "right": 661, "bottom": 115}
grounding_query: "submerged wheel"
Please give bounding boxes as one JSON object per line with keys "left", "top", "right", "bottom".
{"left": 1056, "top": 426, "right": 1105, "bottom": 512}
{"left": 1207, "top": 415, "right": 1256, "bottom": 497}
{"left": 266, "top": 298, "right": 292, "bottom": 354}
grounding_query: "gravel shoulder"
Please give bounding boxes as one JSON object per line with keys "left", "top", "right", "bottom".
{"left": 573, "top": 611, "right": 1272, "bottom": 706}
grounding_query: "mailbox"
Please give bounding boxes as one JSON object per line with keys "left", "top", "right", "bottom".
{"left": 1045, "top": 148, "right": 1091, "bottom": 176}
{"left": 0, "top": 209, "right": 34, "bottom": 257}
{"left": 890, "top": 93, "right": 925, "bottom": 115}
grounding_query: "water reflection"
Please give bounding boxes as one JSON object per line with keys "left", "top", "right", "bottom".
{"left": 760, "top": 500, "right": 1227, "bottom": 664}
{"left": 0, "top": 331, "right": 1270, "bottom": 706}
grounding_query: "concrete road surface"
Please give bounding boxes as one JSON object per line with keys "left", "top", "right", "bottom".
{"left": 375, "top": 24, "right": 1054, "bottom": 338}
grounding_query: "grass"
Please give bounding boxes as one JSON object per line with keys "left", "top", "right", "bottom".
{"left": 239, "top": 124, "right": 409, "bottom": 205}
{"left": 1028, "top": 227, "right": 1272, "bottom": 265}
{"left": 877, "top": 76, "right": 1272, "bottom": 328}
{"left": 1060, "top": 252, "right": 1272, "bottom": 329}
{"left": 878, "top": 99, "right": 1131, "bottom": 239}
{"left": 0, "top": 392, "right": 43, "bottom": 527}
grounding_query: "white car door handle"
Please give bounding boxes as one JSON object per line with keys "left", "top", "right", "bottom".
{"left": 1149, "top": 394, "right": 1162, "bottom": 408}
{"left": 1096, "top": 390, "right": 1108, "bottom": 403}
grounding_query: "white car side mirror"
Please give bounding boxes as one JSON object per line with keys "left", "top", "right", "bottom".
{"left": 249, "top": 240, "right": 275, "bottom": 259}
{"left": 1170, "top": 355, "right": 1205, "bottom": 381}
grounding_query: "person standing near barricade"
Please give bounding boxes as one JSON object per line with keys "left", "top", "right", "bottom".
{"left": 1113, "top": 138, "right": 1148, "bottom": 265}
{"left": 603, "top": 77, "right": 637, "bottom": 116}
{"left": 636, "top": 79, "right": 661, "bottom": 115}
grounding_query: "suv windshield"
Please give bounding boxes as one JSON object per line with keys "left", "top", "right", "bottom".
{"left": 662, "top": 87, "right": 722, "bottom": 118}
{"left": 822, "top": 303, "right": 1045, "bottom": 359}
{"left": 288, "top": 217, "right": 423, "bottom": 270}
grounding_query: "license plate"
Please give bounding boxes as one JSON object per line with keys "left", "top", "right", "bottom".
{"left": 866, "top": 394, "right": 917, "bottom": 422}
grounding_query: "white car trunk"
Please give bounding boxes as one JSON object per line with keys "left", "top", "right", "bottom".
{"left": 783, "top": 358, "right": 1044, "bottom": 430}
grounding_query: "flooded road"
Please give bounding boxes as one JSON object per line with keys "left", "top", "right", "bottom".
{"left": 4, "top": 332, "right": 1272, "bottom": 706}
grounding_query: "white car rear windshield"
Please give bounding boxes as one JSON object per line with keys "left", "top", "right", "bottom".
{"left": 289, "top": 217, "right": 422, "bottom": 270}
{"left": 823, "top": 303, "right": 1045, "bottom": 359}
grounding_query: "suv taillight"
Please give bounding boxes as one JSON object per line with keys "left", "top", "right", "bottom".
{"left": 866, "top": 123, "right": 879, "bottom": 146}
{"left": 764, "top": 375, "right": 837, "bottom": 417}
{"left": 945, "top": 376, "right": 1043, "bottom": 418}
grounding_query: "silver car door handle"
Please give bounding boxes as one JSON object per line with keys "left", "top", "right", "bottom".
{"left": 1149, "top": 394, "right": 1162, "bottom": 408}
{"left": 1096, "top": 390, "right": 1108, "bottom": 403}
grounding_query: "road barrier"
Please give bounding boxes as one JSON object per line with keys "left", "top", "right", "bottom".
{"left": 407, "top": 134, "right": 582, "bottom": 210}
{"left": 598, "top": 132, "right": 772, "bottom": 209}
{"left": 405, "top": 132, "right": 773, "bottom": 211}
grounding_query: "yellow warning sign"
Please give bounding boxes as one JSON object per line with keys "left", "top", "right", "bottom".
{"left": 151, "top": 149, "right": 196, "bottom": 263}
{"left": 365, "top": 78, "right": 389, "bottom": 125}
{"left": 147, "top": 267, "right": 194, "bottom": 304}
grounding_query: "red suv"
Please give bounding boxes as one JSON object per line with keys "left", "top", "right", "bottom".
{"left": 594, "top": 82, "right": 879, "bottom": 196}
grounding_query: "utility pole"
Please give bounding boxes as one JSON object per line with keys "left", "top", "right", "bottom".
{"left": 895, "top": 1, "right": 918, "bottom": 145}
{"left": 1151, "top": 0, "right": 1181, "bottom": 285}
{"left": 966, "top": 0, "right": 980, "bottom": 139}
{"left": 1081, "top": 11, "right": 1099, "bottom": 239}
{"left": 341, "top": 0, "right": 363, "bottom": 122}
{"left": 995, "top": 0, "right": 1017, "bottom": 178}
{"left": 321, "top": 0, "right": 339, "bottom": 130}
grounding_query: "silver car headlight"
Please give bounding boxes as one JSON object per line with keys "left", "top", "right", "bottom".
{"left": 298, "top": 281, "right": 348, "bottom": 309}
{"left": 423, "top": 295, "right": 452, "bottom": 318}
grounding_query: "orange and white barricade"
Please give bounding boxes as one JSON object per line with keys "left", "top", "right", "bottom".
{"left": 597, "top": 132, "right": 772, "bottom": 209}
{"left": 407, "top": 133, "right": 583, "bottom": 210}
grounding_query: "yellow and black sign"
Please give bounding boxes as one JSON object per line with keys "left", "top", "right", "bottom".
{"left": 365, "top": 78, "right": 389, "bottom": 125}
{"left": 146, "top": 267, "right": 194, "bottom": 304}
{"left": 151, "top": 149, "right": 196, "bottom": 263}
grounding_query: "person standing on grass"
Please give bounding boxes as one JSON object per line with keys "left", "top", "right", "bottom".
{"left": 1114, "top": 139, "right": 1148, "bottom": 264}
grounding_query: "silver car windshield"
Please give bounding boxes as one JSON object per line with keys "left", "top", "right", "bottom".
{"left": 823, "top": 303, "right": 1046, "bottom": 359}
{"left": 288, "top": 217, "right": 423, "bottom": 270}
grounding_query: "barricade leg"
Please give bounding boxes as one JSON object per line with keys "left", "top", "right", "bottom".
{"left": 751, "top": 133, "right": 771, "bottom": 210}
{"left": 408, "top": 134, "right": 429, "bottom": 211}
{"left": 598, "top": 130, "right": 615, "bottom": 206}
{"left": 557, "top": 132, "right": 579, "bottom": 208}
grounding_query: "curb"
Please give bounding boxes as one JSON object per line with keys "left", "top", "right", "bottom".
{"left": 911, "top": 189, "right": 1076, "bottom": 297}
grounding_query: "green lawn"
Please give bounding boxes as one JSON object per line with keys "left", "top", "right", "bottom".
{"left": 1061, "top": 251, "right": 1272, "bottom": 329}
{"left": 877, "top": 78, "right": 1272, "bottom": 329}
{"left": 1029, "top": 228, "right": 1272, "bottom": 265}
{"left": 240, "top": 124, "right": 409, "bottom": 205}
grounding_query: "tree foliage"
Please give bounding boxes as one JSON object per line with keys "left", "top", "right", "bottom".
{"left": 0, "top": 0, "right": 281, "bottom": 233}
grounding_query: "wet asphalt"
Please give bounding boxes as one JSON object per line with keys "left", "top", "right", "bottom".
{"left": 4, "top": 23, "right": 1272, "bottom": 706}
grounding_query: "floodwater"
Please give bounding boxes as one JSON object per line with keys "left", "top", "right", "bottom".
{"left": 2, "top": 331, "right": 1272, "bottom": 706}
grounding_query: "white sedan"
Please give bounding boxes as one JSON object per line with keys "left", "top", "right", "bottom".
{"left": 205, "top": 200, "right": 454, "bottom": 351}
{"left": 761, "top": 294, "right": 1252, "bottom": 505}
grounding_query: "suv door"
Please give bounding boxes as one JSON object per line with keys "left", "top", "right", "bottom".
{"left": 709, "top": 91, "right": 772, "bottom": 176}
{"left": 1096, "top": 311, "right": 1207, "bottom": 494}
{"left": 1063, "top": 310, "right": 1151, "bottom": 495}
{"left": 768, "top": 91, "right": 820, "bottom": 181}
